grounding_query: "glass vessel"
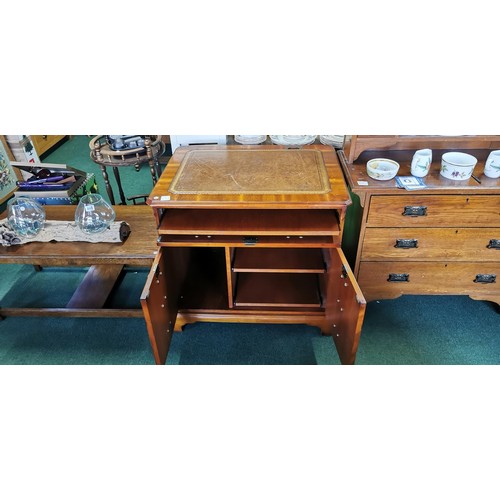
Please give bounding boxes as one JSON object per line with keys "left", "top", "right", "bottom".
{"left": 7, "top": 196, "right": 46, "bottom": 238}
{"left": 74, "top": 193, "right": 115, "bottom": 234}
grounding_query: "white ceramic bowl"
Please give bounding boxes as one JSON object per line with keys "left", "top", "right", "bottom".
{"left": 440, "top": 152, "right": 477, "bottom": 180}
{"left": 366, "top": 158, "right": 400, "bottom": 181}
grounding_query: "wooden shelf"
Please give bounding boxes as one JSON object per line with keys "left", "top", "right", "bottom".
{"left": 343, "top": 135, "right": 500, "bottom": 163}
{"left": 158, "top": 234, "right": 337, "bottom": 247}
{"left": 234, "top": 273, "right": 322, "bottom": 308}
{"left": 232, "top": 248, "right": 326, "bottom": 273}
{"left": 158, "top": 209, "right": 340, "bottom": 236}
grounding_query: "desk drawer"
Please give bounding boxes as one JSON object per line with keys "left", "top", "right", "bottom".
{"left": 361, "top": 228, "right": 500, "bottom": 261}
{"left": 367, "top": 195, "right": 500, "bottom": 227}
{"left": 357, "top": 261, "right": 500, "bottom": 301}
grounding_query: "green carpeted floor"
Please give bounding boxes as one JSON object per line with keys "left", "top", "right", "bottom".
{"left": 0, "top": 136, "right": 498, "bottom": 364}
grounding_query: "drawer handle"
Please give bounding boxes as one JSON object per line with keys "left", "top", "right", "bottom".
{"left": 486, "top": 239, "right": 500, "bottom": 249}
{"left": 387, "top": 273, "right": 410, "bottom": 282}
{"left": 474, "top": 274, "right": 496, "bottom": 284}
{"left": 402, "top": 206, "right": 427, "bottom": 217}
{"left": 243, "top": 236, "right": 258, "bottom": 246}
{"left": 394, "top": 238, "right": 418, "bottom": 249}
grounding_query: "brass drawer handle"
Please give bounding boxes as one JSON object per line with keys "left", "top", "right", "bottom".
{"left": 486, "top": 239, "right": 500, "bottom": 249}
{"left": 474, "top": 274, "right": 496, "bottom": 284}
{"left": 394, "top": 238, "right": 418, "bottom": 249}
{"left": 387, "top": 273, "right": 410, "bottom": 282}
{"left": 243, "top": 236, "right": 258, "bottom": 246}
{"left": 402, "top": 206, "right": 427, "bottom": 217}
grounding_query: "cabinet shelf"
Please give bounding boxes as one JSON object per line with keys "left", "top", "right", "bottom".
{"left": 234, "top": 273, "right": 322, "bottom": 308}
{"left": 232, "top": 248, "right": 326, "bottom": 273}
{"left": 158, "top": 209, "right": 340, "bottom": 236}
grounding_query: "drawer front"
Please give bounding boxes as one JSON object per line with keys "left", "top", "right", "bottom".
{"left": 31, "top": 135, "right": 65, "bottom": 156}
{"left": 367, "top": 195, "right": 500, "bottom": 227}
{"left": 358, "top": 261, "right": 499, "bottom": 301}
{"left": 361, "top": 228, "right": 500, "bottom": 261}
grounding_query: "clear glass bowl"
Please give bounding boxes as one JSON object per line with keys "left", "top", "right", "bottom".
{"left": 74, "top": 194, "right": 115, "bottom": 234}
{"left": 7, "top": 197, "right": 46, "bottom": 238}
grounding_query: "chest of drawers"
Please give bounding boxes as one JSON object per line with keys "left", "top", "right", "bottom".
{"left": 30, "top": 135, "right": 67, "bottom": 156}
{"left": 339, "top": 136, "right": 500, "bottom": 305}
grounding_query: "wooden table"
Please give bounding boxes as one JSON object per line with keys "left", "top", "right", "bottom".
{"left": 89, "top": 135, "right": 165, "bottom": 205}
{"left": 0, "top": 205, "right": 158, "bottom": 318}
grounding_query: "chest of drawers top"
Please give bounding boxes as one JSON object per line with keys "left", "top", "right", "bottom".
{"left": 339, "top": 136, "right": 500, "bottom": 200}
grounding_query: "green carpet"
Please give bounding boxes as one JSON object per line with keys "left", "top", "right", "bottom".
{"left": 0, "top": 136, "right": 498, "bottom": 364}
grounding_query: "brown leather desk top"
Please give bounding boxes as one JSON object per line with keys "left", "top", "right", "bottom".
{"left": 149, "top": 144, "right": 351, "bottom": 209}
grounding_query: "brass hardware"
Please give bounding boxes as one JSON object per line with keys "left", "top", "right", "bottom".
{"left": 387, "top": 273, "right": 410, "bottom": 282}
{"left": 395, "top": 238, "right": 418, "bottom": 249}
{"left": 243, "top": 236, "right": 258, "bottom": 246}
{"left": 474, "top": 274, "right": 496, "bottom": 284}
{"left": 402, "top": 206, "right": 427, "bottom": 217}
{"left": 341, "top": 264, "right": 347, "bottom": 278}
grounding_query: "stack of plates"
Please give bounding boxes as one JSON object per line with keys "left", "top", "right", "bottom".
{"left": 269, "top": 135, "right": 317, "bottom": 146}
{"left": 234, "top": 135, "right": 267, "bottom": 144}
{"left": 319, "top": 135, "right": 345, "bottom": 148}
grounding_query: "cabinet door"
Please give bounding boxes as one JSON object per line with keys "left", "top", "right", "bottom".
{"left": 324, "top": 249, "right": 366, "bottom": 365}
{"left": 141, "top": 247, "right": 188, "bottom": 364}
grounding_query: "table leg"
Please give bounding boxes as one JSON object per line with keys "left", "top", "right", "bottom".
{"left": 99, "top": 165, "right": 116, "bottom": 205}
{"left": 145, "top": 138, "right": 159, "bottom": 185}
{"left": 112, "top": 166, "right": 127, "bottom": 205}
{"left": 154, "top": 158, "right": 162, "bottom": 183}
{"left": 148, "top": 158, "right": 158, "bottom": 184}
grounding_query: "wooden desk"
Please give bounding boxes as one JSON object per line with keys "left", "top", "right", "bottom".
{"left": 0, "top": 205, "right": 158, "bottom": 318}
{"left": 141, "top": 145, "right": 366, "bottom": 365}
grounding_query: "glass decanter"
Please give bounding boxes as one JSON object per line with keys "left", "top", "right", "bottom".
{"left": 74, "top": 194, "right": 115, "bottom": 234}
{"left": 7, "top": 196, "right": 46, "bottom": 238}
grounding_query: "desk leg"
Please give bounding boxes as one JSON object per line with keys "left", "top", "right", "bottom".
{"left": 99, "top": 165, "right": 116, "bottom": 205}
{"left": 112, "top": 166, "right": 127, "bottom": 205}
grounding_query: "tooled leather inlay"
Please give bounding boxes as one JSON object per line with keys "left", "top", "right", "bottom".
{"left": 168, "top": 149, "right": 331, "bottom": 194}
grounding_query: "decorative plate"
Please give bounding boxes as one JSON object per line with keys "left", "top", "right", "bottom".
{"left": 269, "top": 135, "right": 317, "bottom": 146}
{"left": 319, "top": 135, "right": 344, "bottom": 147}
{"left": 234, "top": 135, "right": 267, "bottom": 145}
